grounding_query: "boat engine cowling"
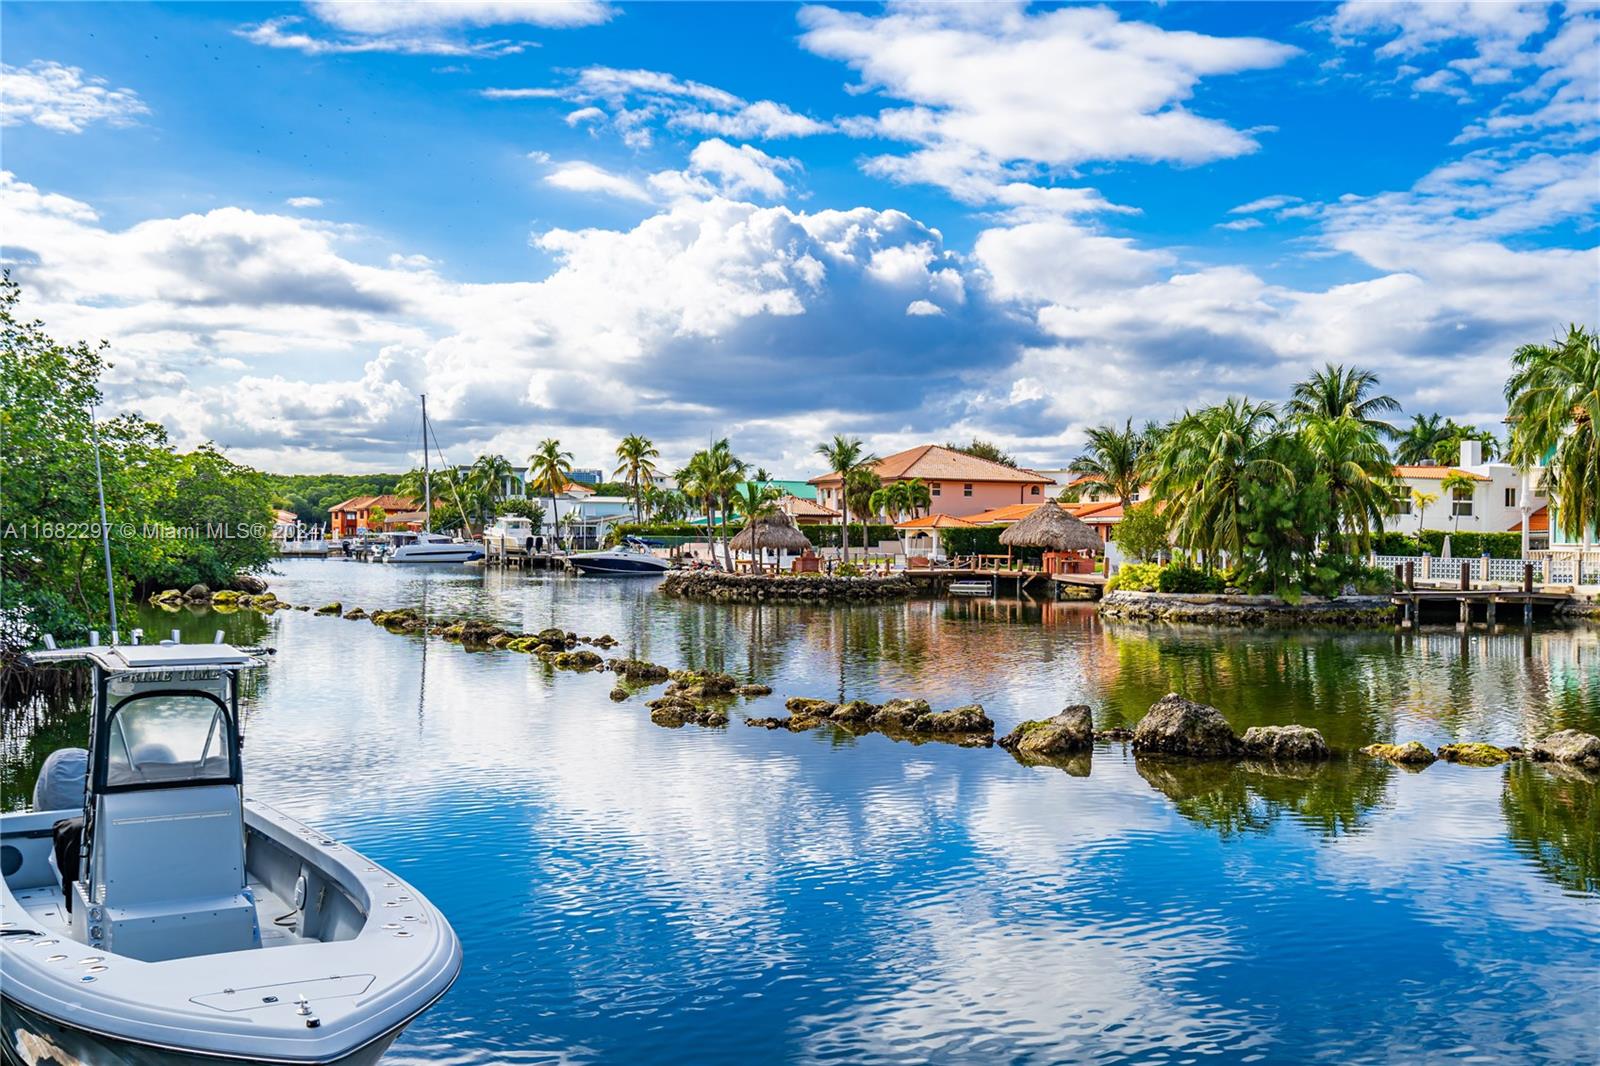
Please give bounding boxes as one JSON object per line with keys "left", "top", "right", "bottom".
{"left": 32, "top": 748, "right": 88, "bottom": 811}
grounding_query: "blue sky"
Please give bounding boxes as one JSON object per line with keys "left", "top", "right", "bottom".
{"left": 2, "top": 1, "right": 1596, "bottom": 474}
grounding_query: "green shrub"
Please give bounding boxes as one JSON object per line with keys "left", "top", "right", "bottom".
{"left": 1107, "top": 562, "right": 1162, "bottom": 592}
{"left": 1376, "top": 530, "right": 1524, "bottom": 558}
{"left": 809, "top": 523, "right": 899, "bottom": 549}
{"left": 1307, "top": 555, "right": 1397, "bottom": 597}
{"left": 1157, "top": 564, "right": 1225, "bottom": 593}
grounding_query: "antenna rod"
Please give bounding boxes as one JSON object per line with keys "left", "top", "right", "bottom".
{"left": 421, "top": 393, "right": 431, "bottom": 534}
{"left": 88, "top": 404, "right": 119, "bottom": 641}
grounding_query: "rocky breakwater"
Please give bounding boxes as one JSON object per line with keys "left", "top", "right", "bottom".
{"left": 747, "top": 695, "right": 995, "bottom": 748}
{"left": 1100, "top": 590, "right": 1395, "bottom": 628}
{"left": 661, "top": 570, "right": 915, "bottom": 604}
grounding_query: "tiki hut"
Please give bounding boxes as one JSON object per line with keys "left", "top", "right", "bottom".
{"left": 998, "top": 499, "right": 1101, "bottom": 555}
{"left": 730, "top": 511, "right": 813, "bottom": 569}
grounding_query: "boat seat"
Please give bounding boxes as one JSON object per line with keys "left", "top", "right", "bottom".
{"left": 51, "top": 816, "right": 83, "bottom": 912}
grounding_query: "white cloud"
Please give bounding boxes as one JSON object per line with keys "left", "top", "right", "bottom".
{"left": 286, "top": 196, "right": 324, "bottom": 208}
{"left": 669, "top": 99, "right": 832, "bottom": 140}
{"left": 681, "top": 139, "right": 795, "bottom": 200}
{"left": 1229, "top": 194, "right": 1302, "bottom": 214}
{"left": 0, "top": 61, "right": 149, "bottom": 133}
{"left": 797, "top": 3, "right": 1298, "bottom": 205}
{"left": 905, "top": 299, "right": 944, "bottom": 316}
{"left": 238, "top": 2, "right": 612, "bottom": 57}
{"left": 1325, "top": 1, "right": 1550, "bottom": 87}
{"left": 542, "top": 161, "right": 654, "bottom": 203}
{"left": 1215, "top": 217, "right": 1263, "bottom": 231}
{"left": 564, "top": 106, "right": 605, "bottom": 127}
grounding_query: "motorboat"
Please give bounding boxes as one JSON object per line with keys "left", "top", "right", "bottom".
{"left": 568, "top": 537, "right": 671, "bottom": 576}
{"left": 382, "top": 530, "right": 484, "bottom": 565}
{"left": 1, "top": 635, "right": 461, "bottom": 1064}
{"left": 278, "top": 529, "right": 331, "bottom": 558}
{"left": 483, "top": 516, "right": 545, "bottom": 559}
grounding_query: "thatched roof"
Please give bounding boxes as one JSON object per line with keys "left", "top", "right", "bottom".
{"left": 998, "top": 499, "right": 1101, "bottom": 552}
{"left": 730, "top": 511, "right": 813, "bottom": 553}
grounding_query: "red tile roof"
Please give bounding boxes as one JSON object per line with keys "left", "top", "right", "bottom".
{"left": 967, "top": 503, "right": 1042, "bottom": 524}
{"left": 894, "top": 513, "right": 977, "bottom": 529}
{"left": 1393, "top": 465, "right": 1489, "bottom": 482}
{"left": 327, "top": 494, "right": 423, "bottom": 513}
{"left": 1510, "top": 506, "right": 1549, "bottom": 533}
{"left": 811, "top": 445, "right": 1051, "bottom": 486}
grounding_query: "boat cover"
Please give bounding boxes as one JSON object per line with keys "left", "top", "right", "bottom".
{"left": 31, "top": 748, "right": 87, "bottom": 811}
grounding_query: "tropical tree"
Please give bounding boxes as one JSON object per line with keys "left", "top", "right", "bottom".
{"left": 814, "top": 435, "right": 877, "bottom": 563}
{"left": 869, "top": 481, "right": 911, "bottom": 524}
{"left": 367, "top": 504, "right": 387, "bottom": 531}
{"left": 845, "top": 468, "right": 882, "bottom": 555}
{"left": 468, "top": 453, "right": 515, "bottom": 532}
{"left": 1146, "top": 398, "right": 1293, "bottom": 567}
{"left": 734, "top": 481, "right": 781, "bottom": 570}
{"left": 702, "top": 439, "right": 745, "bottom": 569}
{"left": 1115, "top": 501, "right": 1170, "bottom": 563}
{"left": 1411, "top": 489, "right": 1439, "bottom": 534}
{"left": 1288, "top": 363, "right": 1400, "bottom": 440}
{"left": 675, "top": 455, "right": 716, "bottom": 561}
{"left": 1432, "top": 423, "right": 1499, "bottom": 466}
{"left": 1506, "top": 325, "right": 1599, "bottom": 545}
{"left": 902, "top": 477, "right": 932, "bottom": 518}
{"left": 613, "top": 434, "right": 660, "bottom": 523}
{"left": 1440, "top": 471, "right": 1478, "bottom": 535}
{"left": 1068, "top": 419, "right": 1153, "bottom": 511}
{"left": 945, "top": 438, "right": 1016, "bottom": 467}
{"left": 1395, "top": 413, "right": 1450, "bottom": 465}
{"left": 1299, "top": 414, "right": 1396, "bottom": 554}
{"left": 528, "top": 439, "right": 574, "bottom": 549}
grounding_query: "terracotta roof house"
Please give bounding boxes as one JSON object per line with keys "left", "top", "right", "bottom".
{"left": 810, "top": 445, "right": 1051, "bottom": 520}
{"left": 328, "top": 494, "right": 430, "bottom": 538}
{"left": 776, "top": 494, "right": 840, "bottom": 525}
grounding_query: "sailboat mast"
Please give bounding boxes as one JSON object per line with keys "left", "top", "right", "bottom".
{"left": 421, "top": 393, "right": 431, "bottom": 534}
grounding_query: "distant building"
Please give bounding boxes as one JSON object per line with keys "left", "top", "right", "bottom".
{"left": 568, "top": 468, "right": 603, "bottom": 486}
{"left": 327, "top": 495, "right": 433, "bottom": 538}
{"left": 810, "top": 444, "right": 1050, "bottom": 520}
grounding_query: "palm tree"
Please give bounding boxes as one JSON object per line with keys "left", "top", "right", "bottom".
{"left": 613, "top": 435, "right": 660, "bottom": 523}
{"left": 1288, "top": 363, "right": 1400, "bottom": 440}
{"left": 1395, "top": 413, "right": 1451, "bottom": 465}
{"left": 814, "top": 435, "right": 877, "bottom": 563}
{"left": 705, "top": 439, "right": 746, "bottom": 570}
{"left": 675, "top": 454, "right": 716, "bottom": 563}
{"left": 734, "top": 481, "right": 781, "bottom": 570}
{"left": 869, "top": 481, "right": 910, "bottom": 525}
{"left": 902, "top": 477, "right": 932, "bottom": 518}
{"left": 1440, "top": 471, "right": 1478, "bottom": 535}
{"left": 1146, "top": 397, "right": 1292, "bottom": 566}
{"left": 845, "top": 468, "right": 882, "bottom": 557}
{"left": 1411, "top": 489, "right": 1439, "bottom": 534}
{"left": 1068, "top": 419, "right": 1151, "bottom": 511}
{"left": 1506, "top": 324, "right": 1599, "bottom": 545}
{"left": 528, "top": 439, "right": 574, "bottom": 549}
{"left": 468, "top": 453, "right": 515, "bottom": 532}
{"left": 1299, "top": 415, "right": 1395, "bottom": 554}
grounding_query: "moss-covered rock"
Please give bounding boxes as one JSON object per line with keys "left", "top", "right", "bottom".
{"left": 999, "top": 705, "right": 1093, "bottom": 756}
{"left": 909, "top": 704, "right": 994, "bottom": 740}
{"left": 505, "top": 636, "right": 542, "bottom": 653}
{"left": 1529, "top": 730, "right": 1600, "bottom": 770}
{"left": 148, "top": 588, "right": 184, "bottom": 605}
{"left": 1361, "top": 741, "right": 1437, "bottom": 766}
{"left": 1131, "top": 694, "right": 1239, "bottom": 758}
{"left": 1437, "top": 742, "right": 1511, "bottom": 766}
{"left": 551, "top": 649, "right": 604, "bottom": 670}
{"left": 315, "top": 602, "right": 342, "bottom": 615}
{"left": 609, "top": 659, "right": 671, "bottom": 682}
{"left": 609, "top": 686, "right": 630, "bottom": 702}
{"left": 785, "top": 696, "right": 838, "bottom": 717}
{"left": 342, "top": 607, "right": 367, "bottom": 620}
{"left": 646, "top": 695, "right": 728, "bottom": 728}
{"left": 1241, "top": 725, "right": 1330, "bottom": 761}
{"left": 736, "top": 683, "right": 772, "bottom": 697}
{"left": 828, "top": 699, "right": 879, "bottom": 724}
{"left": 866, "top": 697, "right": 928, "bottom": 731}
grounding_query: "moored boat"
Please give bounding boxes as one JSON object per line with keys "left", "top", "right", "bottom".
{"left": 1, "top": 636, "right": 461, "bottom": 1064}
{"left": 382, "top": 530, "right": 485, "bottom": 564}
{"left": 568, "top": 537, "right": 670, "bottom": 576}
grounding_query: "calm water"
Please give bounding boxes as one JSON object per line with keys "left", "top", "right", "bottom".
{"left": 5, "top": 559, "right": 1599, "bottom": 1064}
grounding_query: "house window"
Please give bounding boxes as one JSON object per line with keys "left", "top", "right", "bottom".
{"left": 1030, "top": 485, "right": 1040, "bottom": 496}
{"left": 930, "top": 483, "right": 941, "bottom": 497}
{"left": 1451, "top": 486, "right": 1474, "bottom": 517}
{"left": 1504, "top": 487, "right": 1516, "bottom": 508}
{"left": 1392, "top": 490, "right": 1412, "bottom": 515}
{"left": 1131, "top": 490, "right": 1141, "bottom": 502}
{"left": 963, "top": 483, "right": 973, "bottom": 497}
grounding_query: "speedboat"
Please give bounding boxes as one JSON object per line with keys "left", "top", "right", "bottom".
{"left": 568, "top": 537, "right": 670, "bottom": 576}
{"left": 1, "top": 635, "right": 461, "bottom": 1064}
{"left": 483, "top": 516, "right": 544, "bottom": 558}
{"left": 382, "top": 531, "right": 484, "bottom": 564}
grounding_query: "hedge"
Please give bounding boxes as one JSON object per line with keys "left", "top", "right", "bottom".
{"left": 807, "top": 523, "right": 900, "bottom": 548}
{"left": 1373, "top": 530, "right": 1525, "bottom": 559}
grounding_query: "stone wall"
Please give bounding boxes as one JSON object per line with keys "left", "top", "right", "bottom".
{"left": 1099, "top": 590, "right": 1396, "bottom": 627}
{"left": 660, "top": 571, "right": 916, "bottom": 603}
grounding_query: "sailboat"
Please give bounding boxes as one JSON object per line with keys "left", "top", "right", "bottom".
{"left": 384, "top": 394, "right": 485, "bottom": 564}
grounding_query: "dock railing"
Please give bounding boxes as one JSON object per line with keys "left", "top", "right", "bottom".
{"left": 1371, "top": 553, "right": 1547, "bottom": 584}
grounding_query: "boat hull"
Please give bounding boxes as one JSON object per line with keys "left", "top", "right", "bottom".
{"left": 569, "top": 553, "right": 669, "bottom": 576}
{"left": 1, "top": 997, "right": 398, "bottom": 1066}
{"left": 385, "top": 546, "right": 483, "bottom": 564}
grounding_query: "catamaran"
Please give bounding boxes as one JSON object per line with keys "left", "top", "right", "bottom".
{"left": 0, "top": 634, "right": 461, "bottom": 1064}
{"left": 384, "top": 394, "right": 484, "bottom": 565}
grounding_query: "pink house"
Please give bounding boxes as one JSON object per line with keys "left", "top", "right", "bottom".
{"left": 809, "top": 444, "right": 1052, "bottom": 519}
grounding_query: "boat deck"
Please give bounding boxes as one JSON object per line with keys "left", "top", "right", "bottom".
{"left": 10, "top": 880, "right": 313, "bottom": 949}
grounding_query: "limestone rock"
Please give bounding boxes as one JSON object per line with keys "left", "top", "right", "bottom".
{"left": 647, "top": 695, "right": 727, "bottom": 728}
{"left": 609, "top": 659, "right": 671, "bottom": 682}
{"left": 1131, "top": 694, "right": 1239, "bottom": 757}
{"left": 315, "top": 602, "right": 342, "bottom": 615}
{"left": 551, "top": 649, "right": 604, "bottom": 670}
{"left": 1528, "top": 730, "right": 1600, "bottom": 769}
{"left": 231, "top": 573, "right": 269, "bottom": 594}
{"left": 828, "top": 699, "right": 879, "bottom": 724}
{"left": 785, "top": 697, "right": 837, "bottom": 717}
{"left": 909, "top": 704, "right": 993, "bottom": 737}
{"left": 999, "top": 705, "right": 1093, "bottom": 756}
{"left": 1360, "top": 741, "right": 1436, "bottom": 766}
{"left": 608, "top": 686, "right": 629, "bottom": 702}
{"left": 183, "top": 583, "right": 211, "bottom": 601}
{"left": 736, "top": 683, "right": 772, "bottom": 697}
{"left": 865, "top": 697, "right": 928, "bottom": 731}
{"left": 343, "top": 607, "right": 367, "bottom": 620}
{"left": 1437, "top": 742, "right": 1510, "bottom": 766}
{"left": 1241, "top": 724, "right": 1329, "bottom": 761}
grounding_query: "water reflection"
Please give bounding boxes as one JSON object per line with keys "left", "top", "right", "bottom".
{"left": 1135, "top": 756, "right": 1393, "bottom": 838}
{"left": 1502, "top": 760, "right": 1600, "bottom": 895}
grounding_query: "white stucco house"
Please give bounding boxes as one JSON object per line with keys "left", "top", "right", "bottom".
{"left": 1385, "top": 440, "right": 1549, "bottom": 550}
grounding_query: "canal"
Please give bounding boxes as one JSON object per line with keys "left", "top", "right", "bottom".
{"left": 4, "top": 558, "right": 1597, "bottom": 1063}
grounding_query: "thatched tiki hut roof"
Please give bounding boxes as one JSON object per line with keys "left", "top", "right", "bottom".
{"left": 998, "top": 500, "right": 1101, "bottom": 553}
{"left": 730, "top": 511, "right": 813, "bottom": 554}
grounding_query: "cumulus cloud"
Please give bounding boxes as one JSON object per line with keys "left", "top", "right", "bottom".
{"left": 797, "top": 3, "right": 1297, "bottom": 206}
{"left": 285, "top": 196, "right": 324, "bottom": 208}
{"left": 0, "top": 61, "right": 149, "bottom": 133}
{"left": 1230, "top": 194, "right": 1302, "bottom": 214}
{"left": 543, "top": 160, "right": 654, "bottom": 202}
{"left": 1215, "top": 217, "right": 1263, "bottom": 231}
{"left": 239, "top": 1, "right": 612, "bottom": 57}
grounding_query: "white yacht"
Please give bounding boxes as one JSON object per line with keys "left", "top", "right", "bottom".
{"left": 1, "top": 635, "right": 461, "bottom": 1064}
{"left": 279, "top": 529, "right": 332, "bottom": 557}
{"left": 483, "top": 515, "right": 544, "bottom": 558}
{"left": 568, "top": 537, "right": 671, "bottom": 576}
{"left": 383, "top": 530, "right": 485, "bottom": 565}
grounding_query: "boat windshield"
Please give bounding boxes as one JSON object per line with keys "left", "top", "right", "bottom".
{"left": 103, "top": 693, "right": 235, "bottom": 789}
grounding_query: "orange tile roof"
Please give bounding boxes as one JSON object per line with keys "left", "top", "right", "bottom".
{"left": 1393, "top": 465, "right": 1489, "bottom": 482}
{"left": 1510, "top": 506, "right": 1549, "bottom": 533}
{"left": 894, "top": 513, "right": 977, "bottom": 529}
{"left": 327, "top": 494, "right": 423, "bottom": 512}
{"left": 778, "top": 494, "right": 839, "bottom": 519}
{"left": 1070, "top": 500, "right": 1126, "bottom": 521}
{"left": 967, "top": 502, "right": 1042, "bottom": 524}
{"left": 811, "top": 444, "right": 1051, "bottom": 486}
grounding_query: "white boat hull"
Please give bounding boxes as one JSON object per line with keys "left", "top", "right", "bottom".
{"left": 568, "top": 550, "right": 670, "bottom": 576}
{"left": 385, "top": 544, "right": 483, "bottom": 564}
{"left": 1, "top": 801, "right": 460, "bottom": 1066}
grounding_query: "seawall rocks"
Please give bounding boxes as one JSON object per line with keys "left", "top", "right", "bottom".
{"left": 661, "top": 571, "right": 915, "bottom": 603}
{"left": 1100, "top": 590, "right": 1396, "bottom": 628}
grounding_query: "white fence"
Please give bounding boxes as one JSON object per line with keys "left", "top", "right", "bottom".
{"left": 1371, "top": 554, "right": 1545, "bottom": 583}
{"left": 1530, "top": 548, "right": 1600, "bottom": 586}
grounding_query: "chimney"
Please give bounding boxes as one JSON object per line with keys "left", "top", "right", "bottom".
{"left": 1459, "top": 438, "right": 1483, "bottom": 468}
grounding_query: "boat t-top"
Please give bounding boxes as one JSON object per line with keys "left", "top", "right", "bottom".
{"left": 1, "top": 633, "right": 461, "bottom": 1064}
{"left": 568, "top": 536, "right": 671, "bottom": 576}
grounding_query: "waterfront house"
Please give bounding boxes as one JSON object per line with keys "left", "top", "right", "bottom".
{"left": 776, "top": 494, "right": 839, "bottom": 525}
{"left": 810, "top": 445, "right": 1052, "bottom": 520}
{"left": 327, "top": 494, "right": 430, "bottom": 538}
{"left": 1384, "top": 440, "right": 1545, "bottom": 539}
{"left": 893, "top": 513, "right": 976, "bottom": 562}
